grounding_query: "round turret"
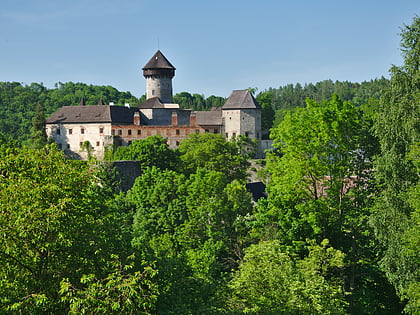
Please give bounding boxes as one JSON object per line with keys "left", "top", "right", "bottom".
{"left": 142, "top": 50, "right": 176, "bottom": 103}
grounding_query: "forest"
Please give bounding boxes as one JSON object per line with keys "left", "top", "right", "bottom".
{"left": 0, "top": 16, "right": 418, "bottom": 314}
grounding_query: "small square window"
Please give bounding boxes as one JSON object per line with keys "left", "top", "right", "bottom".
{"left": 96, "top": 141, "right": 100, "bottom": 147}
{"left": 99, "top": 127, "right": 104, "bottom": 134}
{"left": 68, "top": 129, "right": 72, "bottom": 135}
{"left": 137, "top": 130, "right": 142, "bottom": 135}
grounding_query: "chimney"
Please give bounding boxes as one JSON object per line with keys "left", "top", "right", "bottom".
{"left": 134, "top": 112, "right": 141, "bottom": 126}
{"left": 171, "top": 111, "right": 178, "bottom": 126}
{"left": 190, "top": 111, "right": 196, "bottom": 126}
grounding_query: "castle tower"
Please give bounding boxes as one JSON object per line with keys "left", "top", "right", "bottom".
{"left": 142, "top": 50, "right": 175, "bottom": 103}
{"left": 222, "top": 90, "right": 262, "bottom": 141}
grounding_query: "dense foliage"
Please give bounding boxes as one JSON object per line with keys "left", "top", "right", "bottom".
{"left": 371, "top": 15, "right": 420, "bottom": 314}
{"left": 0, "top": 16, "right": 418, "bottom": 315}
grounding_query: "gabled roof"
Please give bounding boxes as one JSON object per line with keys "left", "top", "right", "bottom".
{"left": 46, "top": 105, "right": 137, "bottom": 124}
{"left": 137, "top": 97, "right": 165, "bottom": 109}
{"left": 143, "top": 50, "right": 175, "bottom": 70}
{"left": 195, "top": 108, "right": 222, "bottom": 126}
{"left": 222, "top": 90, "right": 261, "bottom": 110}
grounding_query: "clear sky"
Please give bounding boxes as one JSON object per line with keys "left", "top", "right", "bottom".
{"left": 0, "top": 0, "right": 418, "bottom": 98}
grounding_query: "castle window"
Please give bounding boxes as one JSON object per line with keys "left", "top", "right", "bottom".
{"left": 137, "top": 130, "right": 142, "bottom": 135}
{"left": 67, "top": 144, "right": 70, "bottom": 149}
{"left": 232, "top": 132, "right": 236, "bottom": 138}
{"left": 128, "top": 141, "right": 132, "bottom": 145}
{"left": 68, "top": 129, "right": 72, "bottom": 135}
{"left": 128, "top": 129, "right": 132, "bottom": 135}
{"left": 176, "top": 140, "right": 180, "bottom": 146}
{"left": 96, "top": 141, "right": 100, "bottom": 147}
{"left": 118, "top": 130, "right": 122, "bottom": 136}
{"left": 176, "top": 129, "right": 180, "bottom": 135}
{"left": 56, "top": 128, "right": 61, "bottom": 135}
{"left": 111, "top": 129, "right": 115, "bottom": 136}
{"left": 81, "top": 128, "right": 85, "bottom": 134}
{"left": 152, "top": 90, "right": 155, "bottom": 95}
{"left": 80, "top": 142, "right": 83, "bottom": 147}
{"left": 99, "top": 127, "right": 104, "bottom": 134}
{"left": 205, "top": 129, "right": 209, "bottom": 133}
{"left": 225, "top": 133, "right": 228, "bottom": 138}
{"left": 214, "top": 129, "right": 218, "bottom": 134}
{"left": 245, "top": 132, "right": 249, "bottom": 137}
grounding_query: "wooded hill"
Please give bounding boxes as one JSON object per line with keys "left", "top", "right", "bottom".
{"left": 0, "top": 78, "right": 387, "bottom": 145}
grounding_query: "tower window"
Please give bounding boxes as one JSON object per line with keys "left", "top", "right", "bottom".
{"left": 96, "top": 141, "right": 100, "bottom": 147}
{"left": 152, "top": 90, "right": 155, "bottom": 95}
{"left": 68, "top": 129, "right": 72, "bottom": 135}
{"left": 81, "top": 128, "right": 85, "bottom": 134}
{"left": 99, "top": 127, "right": 104, "bottom": 134}
{"left": 56, "top": 128, "right": 61, "bottom": 135}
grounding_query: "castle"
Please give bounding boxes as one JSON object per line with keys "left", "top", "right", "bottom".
{"left": 46, "top": 50, "right": 266, "bottom": 160}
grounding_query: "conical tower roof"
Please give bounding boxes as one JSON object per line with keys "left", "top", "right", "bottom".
{"left": 143, "top": 50, "right": 175, "bottom": 70}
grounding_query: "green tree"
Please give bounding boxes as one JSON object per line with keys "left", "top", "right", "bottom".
{"left": 256, "top": 91, "right": 275, "bottom": 132}
{"left": 128, "top": 167, "right": 253, "bottom": 313}
{"left": 178, "top": 133, "right": 249, "bottom": 182}
{"left": 255, "top": 95, "right": 401, "bottom": 313}
{"left": 29, "top": 103, "right": 48, "bottom": 148}
{"left": 229, "top": 239, "right": 347, "bottom": 314}
{"left": 371, "top": 16, "right": 420, "bottom": 313}
{"left": 0, "top": 146, "right": 148, "bottom": 313}
{"left": 113, "top": 135, "right": 179, "bottom": 170}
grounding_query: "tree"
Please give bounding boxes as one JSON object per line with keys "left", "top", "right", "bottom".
{"left": 255, "top": 95, "right": 401, "bottom": 313}
{"left": 113, "top": 135, "right": 179, "bottom": 170}
{"left": 127, "top": 166, "right": 253, "bottom": 313}
{"left": 256, "top": 91, "right": 275, "bottom": 132}
{"left": 228, "top": 239, "right": 347, "bottom": 314}
{"left": 370, "top": 15, "right": 420, "bottom": 313}
{"left": 30, "top": 103, "right": 48, "bottom": 148}
{"left": 0, "top": 146, "right": 149, "bottom": 313}
{"left": 178, "top": 133, "right": 249, "bottom": 182}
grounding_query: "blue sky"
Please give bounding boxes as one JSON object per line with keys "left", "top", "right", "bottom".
{"left": 0, "top": 0, "right": 418, "bottom": 98}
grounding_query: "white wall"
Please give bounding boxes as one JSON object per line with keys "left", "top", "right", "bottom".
{"left": 47, "top": 122, "right": 113, "bottom": 160}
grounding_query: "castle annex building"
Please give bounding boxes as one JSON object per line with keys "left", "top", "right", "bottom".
{"left": 46, "top": 50, "right": 262, "bottom": 160}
